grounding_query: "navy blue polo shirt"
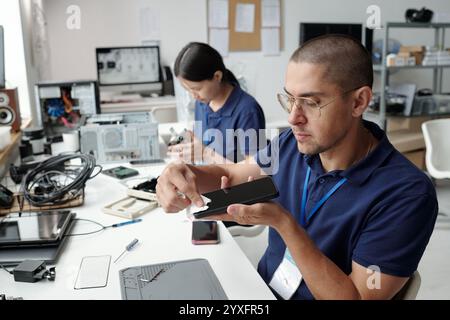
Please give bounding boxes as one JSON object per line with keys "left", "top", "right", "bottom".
{"left": 194, "top": 85, "right": 266, "bottom": 162}
{"left": 255, "top": 120, "right": 438, "bottom": 300}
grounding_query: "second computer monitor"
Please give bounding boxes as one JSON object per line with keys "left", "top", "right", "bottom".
{"left": 96, "top": 46, "right": 162, "bottom": 96}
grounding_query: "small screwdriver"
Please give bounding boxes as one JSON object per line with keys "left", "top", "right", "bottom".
{"left": 114, "top": 238, "right": 139, "bottom": 263}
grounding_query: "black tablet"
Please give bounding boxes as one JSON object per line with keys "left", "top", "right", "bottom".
{"left": 0, "top": 211, "right": 74, "bottom": 248}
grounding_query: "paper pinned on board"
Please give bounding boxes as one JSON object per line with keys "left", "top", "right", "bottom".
{"left": 139, "top": 6, "right": 160, "bottom": 41}
{"left": 208, "top": 0, "right": 229, "bottom": 28}
{"left": 262, "top": 28, "right": 280, "bottom": 56}
{"left": 209, "top": 28, "right": 229, "bottom": 57}
{"left": 235, "top": 3, "right": 255, "bottom": 33}
{"left": 262, "top": 0, "right": 281, "bottom": 27}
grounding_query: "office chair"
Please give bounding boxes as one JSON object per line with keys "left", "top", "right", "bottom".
{"left": 422, "top": 119, "right": 450, "bottom": 217}
{"left": 393, "top": 271, "right": 421, "bottom": 300}
{"left": 228, "top": 225, "right": 268, "bottom": 269}
{"left": 422, "top": 119, "right": 450, "bottom": 180}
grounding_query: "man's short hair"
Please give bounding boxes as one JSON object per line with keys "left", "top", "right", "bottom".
{"left": 290, "top": 34, "right": 373, "bottom": 90}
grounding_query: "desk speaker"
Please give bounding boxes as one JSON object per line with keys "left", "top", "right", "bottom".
{"left": 0, "top": 88, "right": 21, "bottom": 132}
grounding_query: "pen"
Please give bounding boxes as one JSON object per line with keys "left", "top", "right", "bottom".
{"left": 112, "top": 218, "right": 142, "bottom": 228}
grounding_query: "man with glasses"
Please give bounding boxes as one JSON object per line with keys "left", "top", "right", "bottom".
{"left": 156, "top": 35, "right": 438, "bottom": 299}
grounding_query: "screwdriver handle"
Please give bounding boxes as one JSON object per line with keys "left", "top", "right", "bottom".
{"left": 126, "top": 238, "right": 139, "bottom": 251}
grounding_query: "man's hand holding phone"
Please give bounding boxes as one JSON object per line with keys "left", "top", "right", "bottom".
{"left": 197, "top": 175, "right": 291, "bottom": 232}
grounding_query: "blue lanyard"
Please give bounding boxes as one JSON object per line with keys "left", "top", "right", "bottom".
{"left": 300, "top": 167, "right": 347, "bottom": 227}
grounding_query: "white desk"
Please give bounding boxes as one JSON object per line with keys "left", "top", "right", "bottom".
{"left": 0, "top": 163, "right": 275, "bottom": 300}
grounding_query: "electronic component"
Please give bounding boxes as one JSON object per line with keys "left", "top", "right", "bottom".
{"left": 126, "top": 177, "right": 158, "bottom": 201}
{"left": 13, "top": 260, "right": 56, "bottom": 283}
{"left": 81, "top": 112, "right": 160, "bottom": 164}
{"left": 0, "top": 184, "right": 13, "bottom": 209}
{"left": 102, "top": 166, "right": 139, "bottom": 179}
{"left": 103, "top": 197, "right": 158, "bottom": 219}
{"left": 96, "top": 46, "right": 162, "bottom": 96}
{"left": 34, "top": 81, "right": 100, "bottom": 138}
{"left": 192, "top": 221, "right": 220, "bottom": 245}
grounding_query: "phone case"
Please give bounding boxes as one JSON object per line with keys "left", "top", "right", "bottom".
{"left": 193, "top": 176, "right": 279, "bottom": 219}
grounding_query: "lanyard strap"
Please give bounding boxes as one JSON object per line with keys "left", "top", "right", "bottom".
{"left": 300, "top": 167, "right": 347, "bottom": 226}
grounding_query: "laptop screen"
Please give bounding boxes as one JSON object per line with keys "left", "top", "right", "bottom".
{"left": 0, "top": 211, "right": 72, "bottom": 247}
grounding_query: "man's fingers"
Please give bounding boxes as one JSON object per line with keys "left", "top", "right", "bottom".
{"left": 247, "top": 176, "right": 254, "bottom": 182}
{"left": 199, "top": 213, "right": 234, "bottom": 222}
{"left": 221, "top": 176, "right": 230, "bottom": 189}
{"left": 227, "top": 204, "right": 259, "bottom": 225}
{"left": 157, "top": 181, "right": 190, "bottom": 212}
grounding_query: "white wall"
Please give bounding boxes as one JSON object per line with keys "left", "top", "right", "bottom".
{"left": 0, "top": 0, "right": 33, "bottom": 119}
{"left": 43, "top": 0, "right": 450, "bottom": 123}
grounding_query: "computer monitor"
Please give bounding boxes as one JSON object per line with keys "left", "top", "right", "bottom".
{"left": 0, "top": 26, "right": 5, "bottom": 89}
{"left": 96, "top": 46, "right": 162, "bottom": 96}
{"left": 299, "top": 22, "right": 373, "bottom": 54}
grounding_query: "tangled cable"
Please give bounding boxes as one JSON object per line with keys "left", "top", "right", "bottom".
{"left": 21, "top": 153, "right": 102, "bottom": 206}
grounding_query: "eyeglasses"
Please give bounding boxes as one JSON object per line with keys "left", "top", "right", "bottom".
{"left": 277, "top": 87, "right": 360, "bottom": 119}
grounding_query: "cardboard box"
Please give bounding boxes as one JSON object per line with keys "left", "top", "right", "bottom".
{"left": 399, "top": 46, "right": 425, "bottom": 65}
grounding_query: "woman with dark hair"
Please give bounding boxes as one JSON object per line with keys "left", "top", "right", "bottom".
{"left": 169, "top": 42, "right": 266, "bottom": 164}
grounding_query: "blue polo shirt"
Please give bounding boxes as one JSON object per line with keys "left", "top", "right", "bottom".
{"left": 255, "top": 120, "right": 438, "bottom": 300}
{"left": 194, "top": 85, "right": 266, "bottom": 162}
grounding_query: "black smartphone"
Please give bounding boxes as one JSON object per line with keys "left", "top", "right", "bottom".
{"left": 102, "top": 166, "right": 139, "bottom": 179}
{"left": 193, "top": 176, "right": 279, "bottom": 219}
{"left": 192, "top": 221, "right": 220, "bottom": 245}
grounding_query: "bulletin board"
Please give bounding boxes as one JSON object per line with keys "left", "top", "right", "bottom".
{"left": 208, "top": 0, "right": 283, "bottom": 55}
{"left": 229, "top": 0, "right": 261, "bottom": 51}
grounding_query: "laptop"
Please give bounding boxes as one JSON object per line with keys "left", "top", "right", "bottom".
{"left": 0, "top": 211, "right": 74, "bottom": 248}
{"left": 0, "top": 212, "right": 76, "bottom": 266}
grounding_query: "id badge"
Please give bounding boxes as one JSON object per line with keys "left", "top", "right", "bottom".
{"left": 269, "top": 249, "right": 302, "bottom": 300}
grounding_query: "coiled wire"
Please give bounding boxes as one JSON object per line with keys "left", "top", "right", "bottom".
{"left": 21, "top": 153, "right": 102, "bottom": 206}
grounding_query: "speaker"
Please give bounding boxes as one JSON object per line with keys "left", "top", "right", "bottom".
{"left": 0, "top": 88, "right": 21, "bottom": 132}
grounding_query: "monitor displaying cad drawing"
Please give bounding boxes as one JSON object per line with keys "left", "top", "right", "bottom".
{"left": 96, "top": 46, "right": 162, "bottom": 96}
{"left": 0, "top": 26, "right": 5, "bottom": 89}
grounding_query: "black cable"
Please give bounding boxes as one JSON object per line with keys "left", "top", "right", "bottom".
{"left": 64, "top": 218, "right": 116, "bottom": 237}
{"left": 21, "top": 153, "right": 102, "bottom": 206}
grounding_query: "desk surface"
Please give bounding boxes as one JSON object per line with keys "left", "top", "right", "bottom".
{"left": 0, "top": 163, "right": 275, "bottom": 300}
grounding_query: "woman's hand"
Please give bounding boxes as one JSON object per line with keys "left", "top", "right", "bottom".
{"left": 167, "top": 130, "right": 203, "bottom": 163}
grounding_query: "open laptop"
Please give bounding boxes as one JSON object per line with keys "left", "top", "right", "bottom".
{"left": 0, "top": 212, "right": 76, "bottom": 266}
{"left": 0, "top": 211, "right": 73, "bottom": 248}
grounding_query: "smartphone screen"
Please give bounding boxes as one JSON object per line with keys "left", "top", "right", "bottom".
{"left": 192, "top": 221, "right": 219, "bottom": 245}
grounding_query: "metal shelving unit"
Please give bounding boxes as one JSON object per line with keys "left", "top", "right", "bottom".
{"left": 367, "top": 22, "right": 450, "bottom": 129}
